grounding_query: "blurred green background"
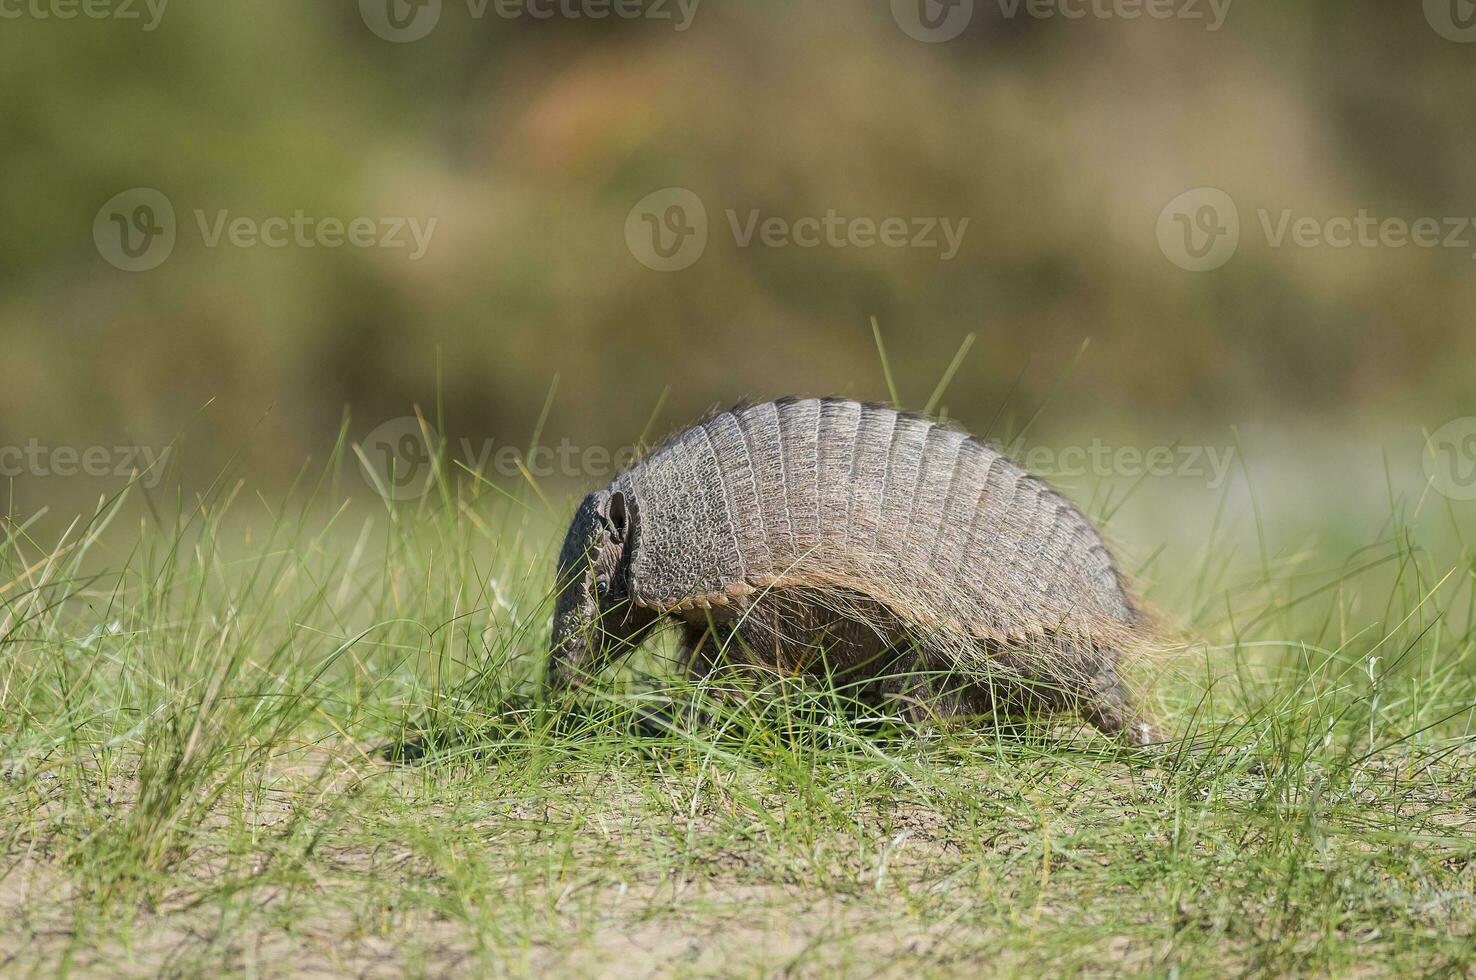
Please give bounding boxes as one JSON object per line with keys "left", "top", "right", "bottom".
{"left": 1, "top": 1, "right": 1472, "bottom": 560}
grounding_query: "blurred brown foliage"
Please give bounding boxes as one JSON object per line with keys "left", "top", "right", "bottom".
{"left": 1, "top": 1, "right": 1472, "bottom": 494}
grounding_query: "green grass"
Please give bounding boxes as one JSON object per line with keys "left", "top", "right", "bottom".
{"left": 1, "top": 453, "right": 1473, "bottom": 978}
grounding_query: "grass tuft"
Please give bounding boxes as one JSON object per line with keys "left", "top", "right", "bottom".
{"left": 1, "top": 452, "right": 1472, "bottom": 976}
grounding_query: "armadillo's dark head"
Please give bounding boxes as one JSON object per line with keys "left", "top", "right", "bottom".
{"left": 547, "top": 489, "right": 657, "bottom": 691}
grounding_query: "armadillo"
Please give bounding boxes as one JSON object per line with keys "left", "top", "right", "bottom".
{"left": 548, "top": 397, "right": 1161, "bottom": 744}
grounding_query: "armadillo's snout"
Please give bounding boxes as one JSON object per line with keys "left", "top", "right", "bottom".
{"left": 546, "top": 635, "right": 586, "bottom": 692}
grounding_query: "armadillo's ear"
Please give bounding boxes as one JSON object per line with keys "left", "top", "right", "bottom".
{"left": 607, "top": 490, "right": 631, "bottom": 544}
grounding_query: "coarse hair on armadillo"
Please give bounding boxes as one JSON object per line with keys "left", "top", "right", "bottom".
{"left": 611, "top": 396, "right": 1160, "bottom": 696}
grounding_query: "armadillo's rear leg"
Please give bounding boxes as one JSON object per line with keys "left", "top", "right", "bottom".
{"left": 878, "top": 666, "right": 966, "bottom": 728}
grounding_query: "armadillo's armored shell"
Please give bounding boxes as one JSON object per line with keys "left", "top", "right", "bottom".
{"left": 613, "top": 398, "right": 1139, "bottom": 648}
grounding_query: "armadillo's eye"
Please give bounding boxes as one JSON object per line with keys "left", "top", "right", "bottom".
{"left": 595, "top": 575, "right": 611, "bottom": 597}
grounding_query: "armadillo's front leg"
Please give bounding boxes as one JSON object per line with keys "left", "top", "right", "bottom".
{"left": 876, "top": 655, "right": 989, "bottom": 728}
{"left": 680, "top": 612, "right": 774, "bottom": 689}
{"left": 628, "top": 619, "right": 748, "bottom": 737}
{"left": 622, "top": 621, "right": 721, "bottom": 738}
{"left": 676, "top": 602, "right": 812, "bottom": 715}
